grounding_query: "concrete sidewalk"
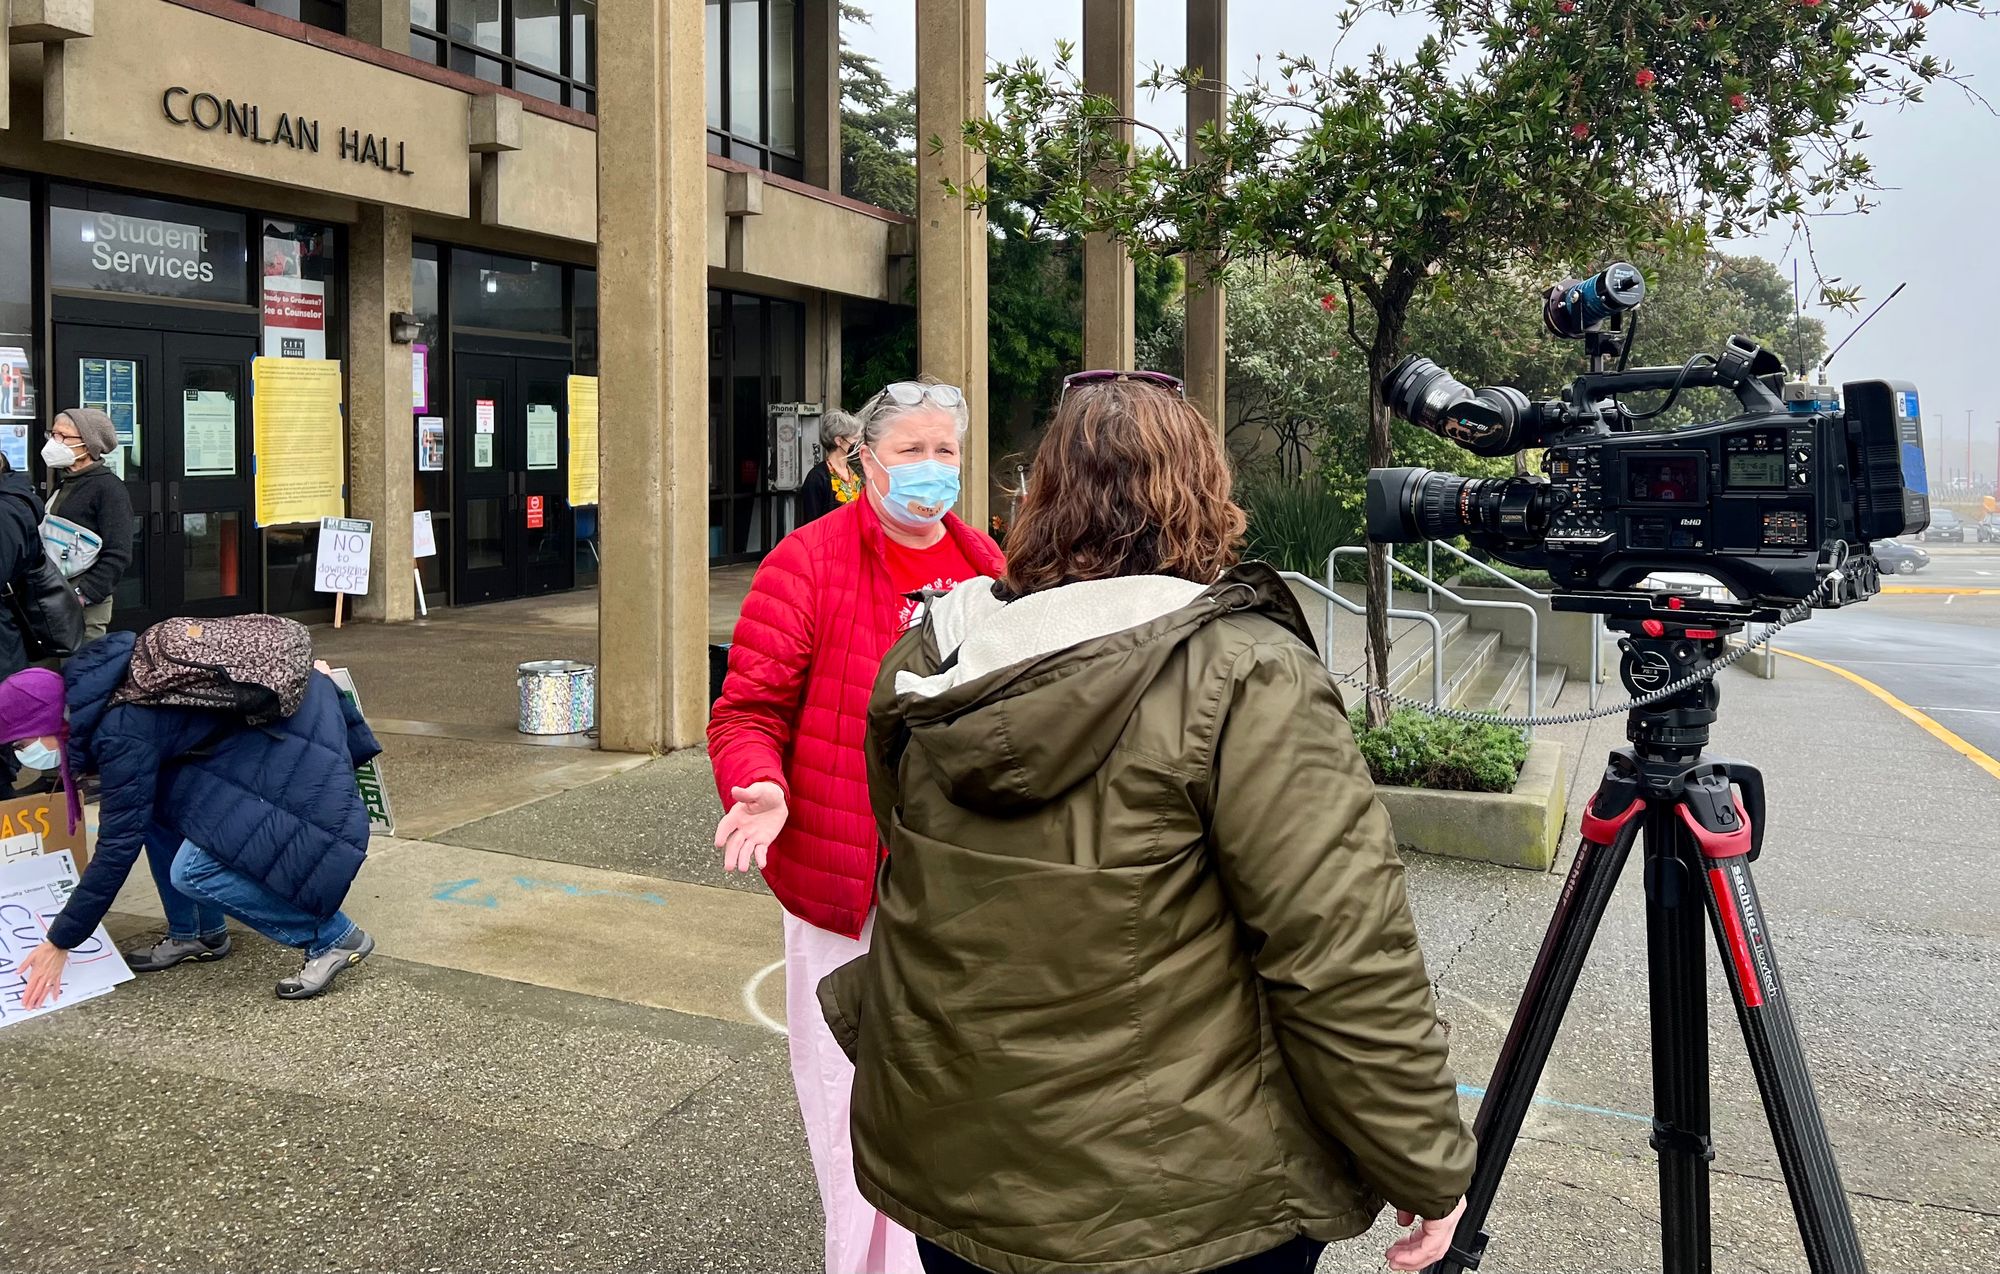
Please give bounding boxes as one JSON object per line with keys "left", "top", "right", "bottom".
{"left": 0, "top": 625, "right": 1994, "bottom": 1271}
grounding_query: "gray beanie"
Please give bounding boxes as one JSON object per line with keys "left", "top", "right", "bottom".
{"left": 61, "top": 408, "right": 118, "bottom": 459}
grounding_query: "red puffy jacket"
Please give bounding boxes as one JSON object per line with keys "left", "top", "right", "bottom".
{"left": 709, "top": 496, "right": 1005, "bottom": 937}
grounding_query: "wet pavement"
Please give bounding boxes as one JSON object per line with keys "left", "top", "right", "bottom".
{"left": 0, "top": 577, "right": 1994, "bottom": 1273}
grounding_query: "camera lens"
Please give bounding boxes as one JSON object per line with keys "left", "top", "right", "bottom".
{"left": 1380, "top": 356, "right": 1535, "bottom": 457}
{"left": 1365, "top": 467, "right": 1559, "bottom": 544}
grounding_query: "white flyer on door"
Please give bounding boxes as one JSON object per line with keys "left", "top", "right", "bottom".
{"left": 0, "top": 851, "right": 134, "bottom": 1029}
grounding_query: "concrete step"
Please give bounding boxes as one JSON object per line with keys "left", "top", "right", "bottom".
{"left": 1384, "top": 610, "right": 1468, "bottom": 697}
{"left": 1390, "top": 619, "right": 1501, "bottom": 710}
{"left": 1454, "top": 647, "right": 1572, "bottom": 719}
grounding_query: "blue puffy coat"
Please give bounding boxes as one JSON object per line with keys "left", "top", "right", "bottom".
{"left": 47, "top": 632, "right": 383, "bottom": 950}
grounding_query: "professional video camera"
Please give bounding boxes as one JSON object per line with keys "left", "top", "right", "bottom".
{"left": 1364, "top": 263, "right": 1931, "bottom": 622}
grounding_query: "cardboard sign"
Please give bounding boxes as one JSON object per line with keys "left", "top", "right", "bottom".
{"left": 1, "top": 850, "right": 133, "bottom": 1028}
{"left": 328, "top": 669, "right": 395, "bottom": 837}
{"left": 526, "top": 494, "right": 546, "bottom": 529}
{"left": 314, "top": 516, "right": 374, "bottom": 595}
{"left": 413, "top": 509, "right": 437, "bottom": 560}
{"left": 0, "top": 793, "right": 90, "bottom": 874}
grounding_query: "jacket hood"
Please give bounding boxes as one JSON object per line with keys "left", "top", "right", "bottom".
{"left": 0, "top": 469, "right": 42, "bottom": 510}
{"left": 893, "top": 562, "right": 1314, "bottom": 815}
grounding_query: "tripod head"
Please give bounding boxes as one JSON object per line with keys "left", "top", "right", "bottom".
{"left": 1608, "top": 614, "right": 1740, "bottom": 764}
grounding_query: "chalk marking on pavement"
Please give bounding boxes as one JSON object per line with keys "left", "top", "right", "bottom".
{"left": 1455, "top": 1082, "right": 1649, "bottom": 1126}
{"left": 1773, "top": 649, "right": 2000, "bottom": 784}
{"left": 743, "top": 959, "right": 787, "bottom": 1036}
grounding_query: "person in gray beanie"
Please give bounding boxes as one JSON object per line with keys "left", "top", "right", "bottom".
{"left": 44, "top": 407, "right": 134, "bottom": 645}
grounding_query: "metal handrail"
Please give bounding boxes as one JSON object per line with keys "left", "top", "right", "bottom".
{"left": 1279, "top": 570, "right": 1447, "bottom": 708}
{"left": 1429, "top": 541, "right": 1549, "bottom": 605}
{"left": 1329, "top": 547, "right": 1540, "bottom": 736}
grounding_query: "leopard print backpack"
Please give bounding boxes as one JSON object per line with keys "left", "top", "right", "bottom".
{"left": 111, "top": 615, "right": 315, "bottom": 724}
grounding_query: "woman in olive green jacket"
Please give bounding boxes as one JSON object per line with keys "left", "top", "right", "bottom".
{"left": 823, "top": 373, "right": 1475, "bottom": 1274}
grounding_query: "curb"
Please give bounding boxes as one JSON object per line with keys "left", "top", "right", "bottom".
{"left": 1379, "top": 739, "right": 1569, "bottom": 871}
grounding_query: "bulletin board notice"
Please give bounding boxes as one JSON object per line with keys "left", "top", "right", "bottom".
{"left": 567, "top": 375, "right": 599, "bottom": 507}
{"left": 253, "top": 357, "right": 346, "bottom": 526}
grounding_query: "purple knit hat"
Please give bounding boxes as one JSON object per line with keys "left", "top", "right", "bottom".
{"left": 0, "top": 668, "right": 80, "bottom": 833}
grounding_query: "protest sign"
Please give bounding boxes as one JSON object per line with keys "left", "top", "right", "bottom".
{"left": 328, "top": 668, "right": 395, "bottom": 836}
{"left": 0, "top": 793, "right": 91, "bottom": 874}
{"left": 315, "top": 517, "right": 374, "bottom": 628}
{"left": 0, "top": 851, "right": 133, "bottom": 1028}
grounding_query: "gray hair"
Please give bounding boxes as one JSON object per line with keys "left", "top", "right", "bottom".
{"left": 819, "top": 409, "right": 861, "bottom": 452}
{"left": 857, "top": 375, "right": 971, "bottom": 449}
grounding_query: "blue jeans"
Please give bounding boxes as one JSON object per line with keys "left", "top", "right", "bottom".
{"left": 143, "top": 828, "right": 356, "bottom": 958}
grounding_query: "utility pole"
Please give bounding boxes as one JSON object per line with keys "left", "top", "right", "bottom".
{"left": 1967, "top": 409, "right": 1975, "bottom": 495}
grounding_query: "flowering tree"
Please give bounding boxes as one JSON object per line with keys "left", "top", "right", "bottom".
{"left": 959, "top": 0, "right": 1971, "bottom": 719}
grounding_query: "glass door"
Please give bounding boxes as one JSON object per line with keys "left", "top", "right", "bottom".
{"left": 519, "top": 357, "right": 574, "bottom": 597}
{"left": 453, "top": 354, "right": 518, "bottom": 604}
{"left": 50, "top": 324, "right": 159, "bottom": 626}
{"left": 163, "top": 333, "right": 257, "bottom": 619}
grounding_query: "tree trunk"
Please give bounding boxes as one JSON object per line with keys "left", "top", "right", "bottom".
{"left": 1362, "top": 285, "right": 1413, "bottom": 729}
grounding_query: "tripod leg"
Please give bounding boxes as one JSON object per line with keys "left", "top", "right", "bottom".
{"left": 1645, "top": 805, "right": 1714, "bottom": 1274}
{"left": 1426, "top": 757, "right": 1647, "bottom": 1274}
{"left": 1679, "top": 770, "right": 1870, "bottom": 1274}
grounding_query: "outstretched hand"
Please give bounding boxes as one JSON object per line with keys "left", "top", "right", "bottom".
{"left": 1385, "top": 1197, "right": 1467, "bottom": 1271}
{"left": 18, "top": 941, "right": 69, "bottom": 1011}
{"left": 716, "top": 782, "right": 788, "bottom": 875}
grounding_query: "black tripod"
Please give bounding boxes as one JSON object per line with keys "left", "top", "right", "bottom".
{"left": 1429, "top": 612, "right": 1868, "bottom": 1274}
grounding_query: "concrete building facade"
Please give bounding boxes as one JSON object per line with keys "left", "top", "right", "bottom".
{"left": 2, "top": 0, "right": 1226, "bottom": 751}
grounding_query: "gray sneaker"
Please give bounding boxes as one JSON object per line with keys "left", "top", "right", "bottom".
{"left": 124, "top": 932, "right": 231, "bottom": 973}
{"left": 276, "top": 928, "right": 374, "bottom": 1000}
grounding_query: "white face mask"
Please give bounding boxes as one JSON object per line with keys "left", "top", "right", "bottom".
{"left": 41, "top": 436, "right": 79, "bottom": 470}
{"left": 14, "top": 739, "right": 61, "bottom": 772}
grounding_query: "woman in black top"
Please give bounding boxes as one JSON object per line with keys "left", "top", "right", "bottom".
{"left": 797, "top": 410, "right": 862, "bottom": 524}
{"left": 43, "top": 407, "right": 134, "bottom": 646}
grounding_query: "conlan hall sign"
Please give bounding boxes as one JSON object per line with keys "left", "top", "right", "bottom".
{"left": 161, "top": 87, "right": 415, "bottom": 175}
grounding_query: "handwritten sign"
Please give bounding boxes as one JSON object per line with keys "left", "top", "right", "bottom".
{"left": 1, "top": 851, "right": 134, "bottom": 1028}
{"left": 413, "top": 509, "right": 437, "bottom": 560}
{"left": 314, "top": 516, "right": 374, "bottom": 596}
{"left": 328, "top": 668, "right": 395, "bottom": 836}
{"left": 0, "top": 794, "right": 90, "bottom": 873}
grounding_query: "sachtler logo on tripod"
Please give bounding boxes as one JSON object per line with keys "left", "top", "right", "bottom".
{"left": 1364, "top": 267, "right": 1899, "bottom": 1274}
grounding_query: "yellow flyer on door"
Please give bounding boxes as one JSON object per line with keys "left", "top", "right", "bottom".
{"left": 252, "top": 357, "right": 346, "bottom": 526}
{"left": 567, "top": 374, "right": 599, "bottom": 507}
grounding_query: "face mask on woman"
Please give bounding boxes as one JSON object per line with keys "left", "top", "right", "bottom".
{"left": 868, "top": 450, "right": 961, "bottom": 528}
{"left": 41, "top": 437, "right": 79, "bottom": 471}
{"left": 14, "top": 738, "right": 61, "bottom": 772}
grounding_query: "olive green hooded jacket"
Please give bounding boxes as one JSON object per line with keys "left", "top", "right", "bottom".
{"left": 821, "top": 563, "right": 1474, "bottom": 1274}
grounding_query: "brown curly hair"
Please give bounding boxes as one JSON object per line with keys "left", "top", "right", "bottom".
{"left": 1002, "top": 379, "right": 1246, "bottom": 598}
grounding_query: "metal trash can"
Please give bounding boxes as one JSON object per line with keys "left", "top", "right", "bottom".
{"left": 518, "top": 660, "right": 596, "bottom": 735}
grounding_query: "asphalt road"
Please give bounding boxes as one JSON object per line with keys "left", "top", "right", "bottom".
{"left": 1776, "top": 547, "right": 2000, "bottom": 760}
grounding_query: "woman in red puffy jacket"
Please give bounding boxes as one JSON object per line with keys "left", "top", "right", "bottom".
{"left": 709, "top": 378, "right": 1004, "bottom": 1274}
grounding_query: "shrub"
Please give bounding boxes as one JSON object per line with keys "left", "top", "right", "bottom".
{"left": 1349, "top": 708, "right": 1528, "bottom": 793}
{"left": 1447, "top": 561, "right": 1556, "bottom": 591}
{"left": 1237, "top": 473, "right": 1362, "bottom": 577}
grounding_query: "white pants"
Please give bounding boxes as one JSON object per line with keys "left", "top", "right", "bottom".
{"left": 784, "top": 910, "right": 923, "bottom": 1274}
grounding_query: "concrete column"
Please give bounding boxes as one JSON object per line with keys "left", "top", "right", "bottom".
{"left": 806, "top": 293, "right": 843, "bottom": 409}
{"left": 916, "top": 0, "right": 988, "bottom": 528}
{"left": 345, "top": 0, "right": 411, "bottom": 49}
{"left": 348, "top": 206, "right": 417, "bottom": 623}
{"left": 1081, "top": 0, "right": 1136, "bottom": 372}
{"left": 596, "top": 0, "right": 709, "bottom": 753}
{"left": 1184, "top": 0, "right": 1228, "bottom": 433}
{"left": 802, "top": 0, "right": 843, "bottom": 192}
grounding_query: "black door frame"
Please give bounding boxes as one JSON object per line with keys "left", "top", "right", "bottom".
{"left": 450, "top": 333, "right": 574, "bottom": 606}
{"left": 48, "top": 299, "right": 259, "bottom": 629}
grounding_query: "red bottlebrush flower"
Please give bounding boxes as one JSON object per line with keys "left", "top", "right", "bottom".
{"left": 1730, "top": 92, "right": 1748, "bottom": 110}
{"left": 1635, "top": 68, "right": 1657, "bottom": 89}
{"left": 1802, "top": 0, "right": 1821, "bottom": 8}
{"left": 1327, "top": 348, "right": 1340, "bottom": 360}
{"left": 1320, "top": 293, "right": 1338, "bottom": 312}
{"left": 1571, "top": 122, "right": 1591, "bottom": 140}
{"left": 1558, "top": 1, "right": 1576, "bottom": 12}
{"left": 1909, "top": 1, "right": 1931, "bottom": 14}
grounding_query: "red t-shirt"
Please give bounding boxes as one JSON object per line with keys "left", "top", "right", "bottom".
{"left": 883, "top": 531, "right": 983, "bottom": 630}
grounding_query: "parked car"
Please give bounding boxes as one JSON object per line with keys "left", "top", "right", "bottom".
{"left": 1872, "top": 540, "right": 1930, "bottom": 575}
{"left": 1977, "top": 514, "right": 2000, "bottom": 544}
{"left": 1920, "top": 509, "right": 1965, "bottom": 543}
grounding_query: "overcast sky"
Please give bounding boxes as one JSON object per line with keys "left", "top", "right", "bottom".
{"left": 848, "top": 3, "right": 2000, "bottom": 487}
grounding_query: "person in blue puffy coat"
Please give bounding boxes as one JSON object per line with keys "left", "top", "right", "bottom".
{"left": 5, "top": 630, "right": 382, "bottom": 1006}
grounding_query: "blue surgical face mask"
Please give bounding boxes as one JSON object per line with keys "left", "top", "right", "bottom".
{"left": 867, "top": 448, "right": 961, "bottom": 529}
{"left": 14, "top": 739, "right": 61, "bottom": 772}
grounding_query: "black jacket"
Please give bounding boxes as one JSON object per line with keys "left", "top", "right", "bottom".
{"left": 50, "top": 632, "right": 384, "bottom": 950}
{"left": 0, "top": 471, "right": 48, "bottom": 679}
{"left": 798, "top": 461, "right": 846, "bottom": 524}
{"left": 48, "top": 463, "right": 134, "bottom": 606}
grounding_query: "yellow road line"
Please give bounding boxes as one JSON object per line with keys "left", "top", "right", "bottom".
{"left": 1773, "top": 649, "right": 2000, "bottom": 783}
{"left": 1880, "top": 585, "right": 2000, "bottom": 596}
